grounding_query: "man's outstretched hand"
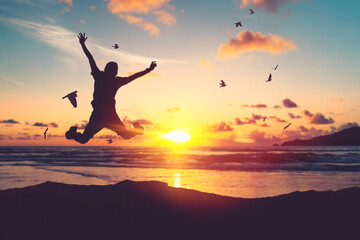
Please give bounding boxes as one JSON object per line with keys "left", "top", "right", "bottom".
{"left": 149, "top": 61, "right": 157, "bottom": 71}
{"left": 78, "top": 32, "right": 88, "bottom": 45}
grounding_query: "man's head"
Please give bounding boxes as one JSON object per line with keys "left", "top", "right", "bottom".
{"left": 104, "top": 62, "right": 118, "bottom": 78}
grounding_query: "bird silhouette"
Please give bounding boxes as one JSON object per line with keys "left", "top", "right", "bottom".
{"left": 266, "top": 73, "right": 272, "bottom": 82}
{"left": 44, "top": 127, "right": 48, "bottom": 139}
{"left": 273, "top": 64, "right": 278, "bottom": 70}
{"left": 62, "top": 91, "right": 78, "bottom": 108}
{"left": 219, "top": 80, "right": 227, "bottom": 88}
{"left": 234, "top": 21, "right": 242, "bottom": 27}
{"left": 112, "top": 44, "right": 119, "bottom": 49}
{"left": 284, "top": 123, "right": 291, "bottom": 130}
{"left": 250, "top": 9, "right": 255, "bottom": 14}
{"left": 107, "top": 139, "right": 113, "bottom": 144}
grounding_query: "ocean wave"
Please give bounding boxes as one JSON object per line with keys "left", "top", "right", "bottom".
{"left": 1, "top": 146, "right": 360, "bottom": 172}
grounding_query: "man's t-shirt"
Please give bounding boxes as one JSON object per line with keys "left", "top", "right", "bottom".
{"left": 90, "top": 69, "right": 124, "bottom": 111}
{"left": 90, "top": 67, "right": 150, "bottom": 112}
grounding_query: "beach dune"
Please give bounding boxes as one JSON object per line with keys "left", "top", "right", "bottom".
{"left": 0, "top": 180, "right": 359, "bottom": 240}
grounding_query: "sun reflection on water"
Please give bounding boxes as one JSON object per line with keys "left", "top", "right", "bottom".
{"left": 173, "top": 173, "right": 181, "bottom": 188}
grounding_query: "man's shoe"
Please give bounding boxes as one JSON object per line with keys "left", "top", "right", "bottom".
{"left": 65, "top": 126, "right": 78, "bottom": 140}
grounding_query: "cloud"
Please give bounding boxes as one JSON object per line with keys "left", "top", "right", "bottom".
{"left": 105, "top": 0, "right": 176, "bottom": 34}
{"left": 49, "top": 122, "right": 59, "bottom": 128}
{"left": 273, "top": 105, "right": 282, "bottom": 109}
{"left": 120, "top": 14, "right": 159, "bottom": 35}
{"left": 80, "top": 19, "right": 85, "bottom": 24}
{"left": 198, "top": 60, "right": 215, "bottom": 70}
{"left": 284, "top": 126, "right": 330, "bottom": 142}
{"left": 95, "top": 134, "right": 122, "bottom": 140}
{"left": 217, "top": 31, "right": 297, "bottom": 60}
{"left": 154, "top": 10, "right": 177, "bottom": 25}
{"left": 335, "top": 122, "right": 359, "bottom": 131}
{"left": 16, "top": 136, "right": 31, "bottom": 140}
{"left": 75, "top": 121, "right": 88, "bottom": 130}
{"left": 0, "top": 135, "right": 5, "bottom": 140}
{"left": 302, "top": 110, "right": 313, "bottom": 118}
{"left": 206, "top": 122, "right": 234, "bottom": 132}
{"left": 233, "top": 118, "right": 249, "bottom": 125}
{"left": 58, "top": 0, "right": 72, "bottom": 7}
{"left": 241, "top": 104, "right": 267, "bottom": 108}
{"left": 32, "top": 122, "right": 48, "bottom": 127}
{"left": 232, "top": 113, "right": 266, "bottom": 126}
{"left": 89, "top": 5, "right": 96, "bottom": 11}
{"left": 246, "top": 130, "right": 280, "bottom": 144}
{"left": 47, "top": 134, "right": 62, "bottom": 138}
{"left": 288, "top": 113, "right": 301, "bottom": 119}
{"left": 18, "top": 132, "right": 29, "bottom": 136}
{"left": 282, "top": 98, "right": 298, "bottom": 108}
{"left": 0, "top": 76, "right": 34, "bottom": 88}
{"left": 234, "top": 0, "right": 301, "bottom": 14}
{"left": 302, "top": 110, "right": 335, "bottom": 124}
{"left": 0, "top": 119, "right": 20, "bottom": 124}
{"left": 298, "top": 125, "right": 309, "bottom": 133}
{"left": 251, "top": 113, "right": 266, "bottom": 121}
{"left": 58, "top": 0, "right": 73, "bottom": 14}
{"left": 269, "top": 116, "right": 286, "bottom": 123}
{"left": 4, "top": 18, "right": 182, "bottom": 65}
{"left": 167, "top": 107, "right": 181, "bottom": 112}
{"left": 128, "top": 119, "right": 153, "bottom": 125}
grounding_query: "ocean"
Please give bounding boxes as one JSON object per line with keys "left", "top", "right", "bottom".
{"left": 1, "top": 146, "right": 360, "bottom": 198}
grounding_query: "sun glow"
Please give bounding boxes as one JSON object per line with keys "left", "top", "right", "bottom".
{"left": 161, "top": 129, "right": 191, "bottom": 143}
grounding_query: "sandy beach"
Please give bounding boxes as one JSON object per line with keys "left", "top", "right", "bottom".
{"left": 1, "top": 180, "right": 359, "bottom": 240}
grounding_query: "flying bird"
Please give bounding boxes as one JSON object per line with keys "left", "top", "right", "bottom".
{"left": 62, "top": 91, "right": 78, "bottom": 108}
{"left": 266, "top": 73, "right": 272, "bottom": 82}
{"left": 107, "top": 139, "right": 113, "bottom": 144}
{"left": 249, "top": 9, "right": 255, "bottom": 14}
{"left": 112, "top": 44, "right": 119, "bottom": 49}
{"left": 284, "top": 123, "right": 291, "bottom": 130}
{"left": 273, "top": 64, "right": 278, "bottom": 70}
{"left": 219, "top": 80, "right": 227, "bottom": 88}
{"left": 44, "top": 127, "right": 48, "bottom": 139}
{"left": 234, "top": 21, "right": 242, "bottom": 27}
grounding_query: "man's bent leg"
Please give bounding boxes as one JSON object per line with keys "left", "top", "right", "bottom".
{"left": 106, "top": 113, "right": 143, "bottom": 140}
{"left": 66, "top": 112, "right": 103, "bottom": 144}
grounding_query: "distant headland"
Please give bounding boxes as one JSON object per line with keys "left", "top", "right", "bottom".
{"left": 281, "top": 127, "right": 360, "bottom": 146}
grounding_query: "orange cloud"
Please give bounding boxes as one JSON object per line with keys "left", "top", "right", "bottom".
{"left": 106, "top": 0, "right": 170, "bottom": 14}
{"left": 80, "top": 19, "right": 85, "bottom": 24}
{"left": 206, "top": 122, "right": 234, "bottom": 132}
{"left": 121, "top": 15, "right": 159, "bottom": 34}
{"left": 89, "top": 5, "right": 96, "bottom": 11}
{"left": 235, "top": 0, "right": 300, "bottom": 14}
{"left": 105, "top": 0, "right": 176, "bottom": 34}
{"left": 154, "top": 10, "right": 177, "bottom": 25}
{"left": 58, "top": 0, "right": 72, "bottom": 7}
{"left": 217, "top": 31, "right": 297, "bottom": 60}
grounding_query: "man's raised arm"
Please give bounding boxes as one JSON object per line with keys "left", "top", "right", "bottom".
{"left": 78, "top": 32, "right": 98, "bottom": 73}
{"left": 121, "top": 61, "right": 157, "bottom": 86}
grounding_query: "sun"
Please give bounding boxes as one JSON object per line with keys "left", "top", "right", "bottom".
{"left": 161, "top": 129, "right": 191, "bottom": 143}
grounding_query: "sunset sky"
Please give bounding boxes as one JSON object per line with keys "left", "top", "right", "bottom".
{"left": 0, "top": 0, "right": 359, "bottom": 146}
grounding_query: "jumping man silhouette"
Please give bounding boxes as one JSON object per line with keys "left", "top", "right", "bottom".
{"left": 66, "top": 33, "right": 157, "bottom": 144}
